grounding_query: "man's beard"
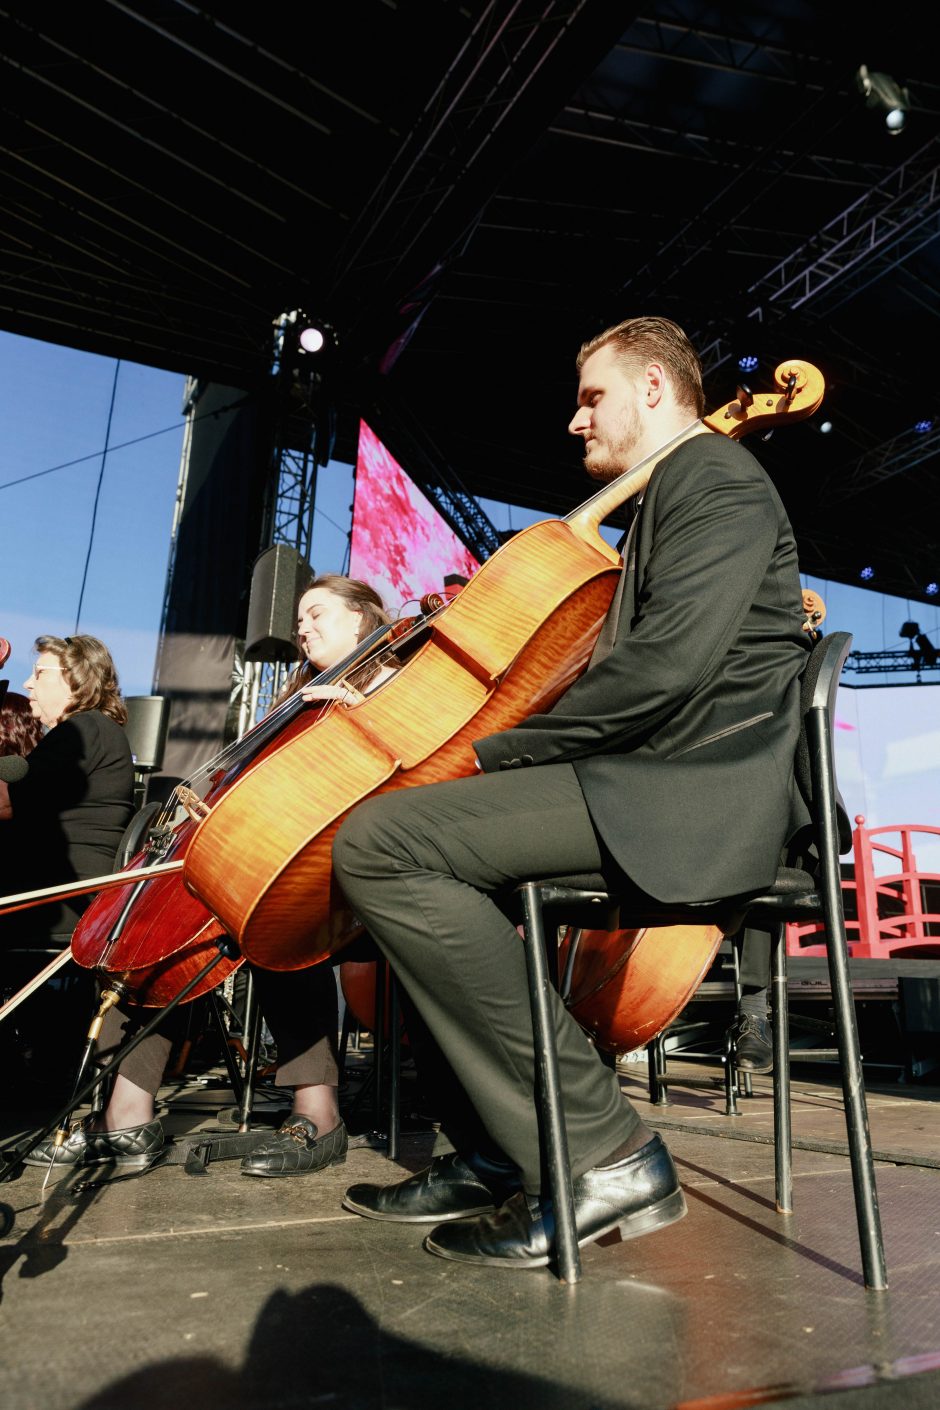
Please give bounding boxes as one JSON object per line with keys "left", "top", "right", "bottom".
{"left": 583, "top": 404, "right": 642, "bottom": 482}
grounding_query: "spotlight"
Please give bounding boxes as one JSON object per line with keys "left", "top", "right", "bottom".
{"left": 737, "top": 354, "right": 759, "bottom": 374}
{"left": 915, "top": 634, "right": 939, "bottom": 667}
{"left": 856, "top": 64, "right": 910, "bottom": 135}
{"left": 914, "top": 418, "right": 933, "bottom": 433}
{"left": 818, "top": 419, "right": 833, "bottom": 435}
{"left": 899, "top": 621, "right": 920, "bottom": 640}
{"left": 298, "top": 325, "right": 325, "bottom": 354}
{"left": 926, "top": 582, "right": 939, "bottom": 596}
{"left": 859, "top": 566, "right": 875, "bottom": 580}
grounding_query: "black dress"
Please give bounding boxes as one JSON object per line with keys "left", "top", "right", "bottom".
{"left": 1, "top": 710, "right": 135, "bottom": 948}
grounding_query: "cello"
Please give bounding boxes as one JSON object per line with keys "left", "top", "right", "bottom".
{"left": 182, "top": 360, "right": 825, "bottom": 976}
{"left": 62, "top": 618, "right": 417, "bottom": 1006}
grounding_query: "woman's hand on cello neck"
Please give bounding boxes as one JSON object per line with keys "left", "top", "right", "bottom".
{"left": 299, "top": 662, "right": 396, "bottom": 707}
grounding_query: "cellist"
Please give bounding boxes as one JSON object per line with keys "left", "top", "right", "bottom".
{"left": 333, "top": 315, "right": 812, "bottom": 1269}
{"left": 25, "top": 576, "right": 399, "bottom": 1177}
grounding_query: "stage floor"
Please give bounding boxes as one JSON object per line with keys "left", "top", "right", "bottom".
{"left": 2, "top": 1052, "right": 939, "bottom": 1410}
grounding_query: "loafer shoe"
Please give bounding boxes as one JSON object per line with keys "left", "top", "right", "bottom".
{"left": 343, "top": 1149, "right": 521, "bottom": 1223}
{"left": 24, "top": 1115, "right": 165, "bottom": 1168}
{"left": 424, "top": 1134, "right": 686, "bottom": 1269}
{"left": 241, "top": 1117, "right": 347, "bottom": 1178}
{"left": 732, "top": 1012, "right": 773, "bottom": 1073}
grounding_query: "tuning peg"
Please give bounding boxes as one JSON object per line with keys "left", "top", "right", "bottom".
{"left": 736, "top": 384, "right": 754, "bottom": 407}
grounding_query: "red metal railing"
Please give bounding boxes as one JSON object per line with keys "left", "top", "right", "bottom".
{"left": 786, "top": 818, "right": 940, "bottom": 959}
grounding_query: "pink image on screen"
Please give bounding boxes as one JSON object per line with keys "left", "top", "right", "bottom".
{"left": 349, "top": 420, "right": 481, "bottom": 616}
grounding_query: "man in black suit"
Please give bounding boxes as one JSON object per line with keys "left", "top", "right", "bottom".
{"left": 333, "top": 316, "right": 810, "bottom": 1268}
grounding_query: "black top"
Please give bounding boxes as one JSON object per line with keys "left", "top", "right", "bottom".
{"left": 1, "top": 710, "right": 135, "bottom": 945}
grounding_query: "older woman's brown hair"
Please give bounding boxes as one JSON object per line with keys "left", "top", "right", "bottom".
{"left": 34, "top": 635, "right": 128, "bottom": 726}
{"left": 0, "top": 689, "right": 46, "bottom": 756}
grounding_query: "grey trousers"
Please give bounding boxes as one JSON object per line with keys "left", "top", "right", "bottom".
{"left": 332, "top": 764, "right": 638, "bottom": 1193}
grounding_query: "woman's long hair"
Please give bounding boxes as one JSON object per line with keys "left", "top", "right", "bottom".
{"left": 272, "top": 575, "right": 397, "bottom": 708}
{"left": 34, "top": 635, "right": 128, "bottom": 725}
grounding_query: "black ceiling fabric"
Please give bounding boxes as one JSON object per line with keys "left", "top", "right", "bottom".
{"left": 3, "top": 1, "right": 939, "bottom": 602}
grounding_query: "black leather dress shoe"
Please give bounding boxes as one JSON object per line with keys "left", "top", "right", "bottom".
{"left": 423, "top": 1134, "right": 686, "bottom": 1268}
{"left": 343, "top": 1150, "right": 521, "bottom": 1223}
{"left": 732, "top": 1012, "right": 773, "bottom": 1073}
{"left": 241, "top": 1118, "right": 348, "bottom": 1178}
{"left": 24, "top": 1116, "right": 165, "bottom": 1168}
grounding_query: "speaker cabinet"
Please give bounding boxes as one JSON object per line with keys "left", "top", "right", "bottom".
{"left": 125, "top": 695, "right": 171, "bottom": 774}
{"left": 245, "top": 544, "right": 313, "bottom": 662}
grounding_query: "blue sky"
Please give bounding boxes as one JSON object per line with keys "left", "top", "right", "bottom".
{"left": 2, "top": 328, "right": 938, "bottom": 707}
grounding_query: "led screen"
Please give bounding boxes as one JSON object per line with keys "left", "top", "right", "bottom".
{"left": 349, "top": 420, "right": 480, "bottom": 615}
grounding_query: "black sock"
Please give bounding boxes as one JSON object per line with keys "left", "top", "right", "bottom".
{"left": 739, "top": 986, "right": 769, "bottom": 1018}
{"left": 596, "top": 1120, "right": 655, "bottom": 1167}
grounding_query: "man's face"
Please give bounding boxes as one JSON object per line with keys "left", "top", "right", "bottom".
{"left": 568, "top": 344, "right": 644, "bottom": 482}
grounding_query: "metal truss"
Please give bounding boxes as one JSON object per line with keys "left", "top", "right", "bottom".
{"left": 330, "top": 0, "right": 628, "bottom": 362}
{"left": 698, "top": 134, "right": 940, "bottom": 377}
{"left": 843, "top": 648, "right": 940, "bottom": 678}
{"left": 745, "top": 135, "right": 940, "bottom": 318}
{"left": 818, "top": 423, "right": 940, "bottom": 505}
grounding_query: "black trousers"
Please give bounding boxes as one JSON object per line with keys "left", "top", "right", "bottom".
{"left": 332, "top": 764, "right": 638, "bottom": 1193}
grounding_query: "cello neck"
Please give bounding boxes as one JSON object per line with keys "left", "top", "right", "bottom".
{"left": 564, "top": 419, "right": 709, "bottom": 550}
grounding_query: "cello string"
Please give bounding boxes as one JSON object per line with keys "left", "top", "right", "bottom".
{"left": 148, "top": 606, "right": 447, "bottom": 834}
{"left": 562, "top": 416, "right": 702, "bottom": 526}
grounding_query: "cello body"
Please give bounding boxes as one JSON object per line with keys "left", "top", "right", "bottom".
{"left": 69, "top": 705, "right": 328, "bottom": 1005}
{"left": 560, "top": 923, "right": 725, "bottom": 1055}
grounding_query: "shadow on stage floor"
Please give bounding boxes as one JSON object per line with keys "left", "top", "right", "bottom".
{"left": 1, "top": 1051, "right": 939, "bottom": 1410}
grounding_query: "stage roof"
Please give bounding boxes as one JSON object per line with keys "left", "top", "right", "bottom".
{"left": 3, "top": 1, "right": 939, "bottom": 602}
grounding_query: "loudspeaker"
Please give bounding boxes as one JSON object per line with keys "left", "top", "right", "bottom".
{"left": 245, "top": 544, "right": 313, "bottom": 662}
{"left": 125, "top": 695, "right": 171, "bottom": 773}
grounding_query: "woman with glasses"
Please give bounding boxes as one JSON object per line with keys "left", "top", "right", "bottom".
{"left": 0, "top": 634, "right": 135, "bottom": 949}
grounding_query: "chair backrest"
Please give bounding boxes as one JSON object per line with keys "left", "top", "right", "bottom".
{"left": 792, "top": 630, "right": 853, "bottom": 854}
{"left": 115, "top": 800, "right": 162, "bottom": 869}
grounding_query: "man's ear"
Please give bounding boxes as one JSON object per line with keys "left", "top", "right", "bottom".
{"left": 644, "top": 361, "right": 666, "bottom": 407}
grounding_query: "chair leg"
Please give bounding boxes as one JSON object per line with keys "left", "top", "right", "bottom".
{"left": 373, "top": 958, "right": 387, "bottom": 1134}
{"left": 770, "top": 922, "right": 793, "bottom": 1213}
{"left": 207, "top": 987, "right": 247, "bottom": 1106}
{"left": 520, "top": 883, "right": 580, "bottom": 1283}
{"left": 236, "top": 971, "right": 263, "bottom": 1134}
{"left": 810, "top": 709, "right": 888, "bottom": 1289}
{"left": 647, "top": 1033, "right": 670, "bottom": 1106}
{"left": 386, "top": 968, "right": 401, "bottom": 1163}
{"left": 729, "top": 937, "right": 753, "bottom": 1099}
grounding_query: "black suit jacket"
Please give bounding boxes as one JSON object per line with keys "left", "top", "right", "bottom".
{"left": 473, "top": 434, "right": 811, "bottom": 903}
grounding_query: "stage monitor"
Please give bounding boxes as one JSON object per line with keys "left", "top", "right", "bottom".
{"left": 349, "top": 420, "right": 480, "bottom": 616}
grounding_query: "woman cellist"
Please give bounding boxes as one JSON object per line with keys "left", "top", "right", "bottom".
{"left": 25, "top": 576, "right": 399, "bottom": 1177}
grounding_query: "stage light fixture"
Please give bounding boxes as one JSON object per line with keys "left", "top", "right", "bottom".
{"left": 818, "top": 419, "right": 833, "bottom": 434}
{"left": 899, "top": 621, "right": 920, "bottom": 640}
{"left": 737, "top": 354, "right": 759, "bottom": 373}
{"left": 859, "top": 566, "right": 875, "bottom": 581}
{"left": 926, "top": 582, "right": 939, "bottom": 596}
{"left": 856, "top": 64, "right": 910, "bottom": 135}
{"left": 298, "top": 325, "right": 325, "bottom": 354}
{"left": 914, "top": 418, "right": 933, "bottom": 433}
{"left": 916, "top": 634, "right": 939, "bottom": 667}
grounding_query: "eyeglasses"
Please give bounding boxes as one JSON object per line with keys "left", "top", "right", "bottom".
{"left": 32, "top": 666, "right": 64, "bottom": 676}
